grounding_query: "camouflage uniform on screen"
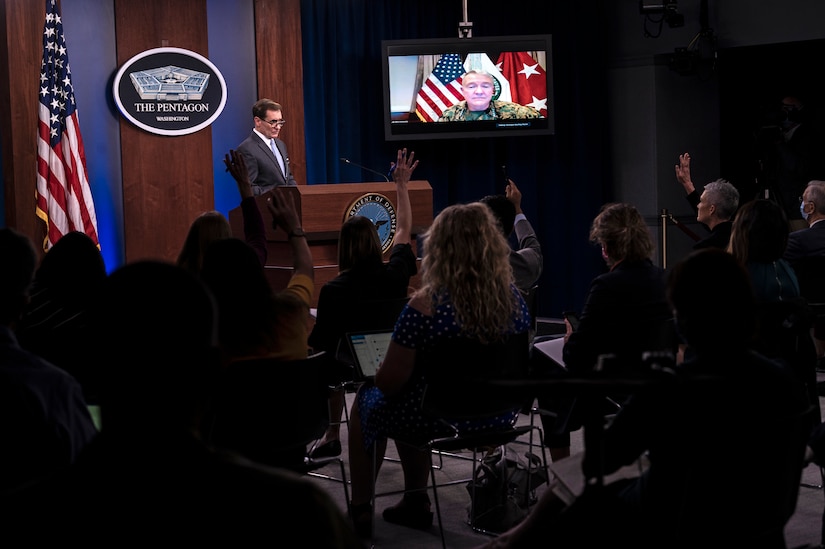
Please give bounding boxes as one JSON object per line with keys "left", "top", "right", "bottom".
{"left": 438, "top": 100, "right": 542, "bottom": 121}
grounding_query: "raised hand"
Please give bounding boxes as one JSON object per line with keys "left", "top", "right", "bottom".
{"left": 266, "top": 188, "right": 301, "bottom": 234}
{"left": 674, "top": 152, "right": 695, "bottom": 194}
{"left": 224, "top": 149, "right": 253, "bottom": 199}
{"left": 389, "top": 148, "right": 419, "bottom": 185}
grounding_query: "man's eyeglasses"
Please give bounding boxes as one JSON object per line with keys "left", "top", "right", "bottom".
{"left": 259, "top": 117, "right": 286, "bottom": 128}
{"left": 799, "top": 196, "right": 811, "bottom": 204}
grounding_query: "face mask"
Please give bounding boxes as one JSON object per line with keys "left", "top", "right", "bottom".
{"left": 800, "top": 201, "right": 810, "bottom": 221}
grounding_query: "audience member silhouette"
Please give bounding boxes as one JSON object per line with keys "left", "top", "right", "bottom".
{"left": 479, "top": 178, "right": 543, "bottom": 293}
{"left": 562, "top": 202, "right": 672, "bottom": 373}
{"left": 675, "top": 152, "right": 739, "bottom": 250}
{"left": 477, "top": 248, "right": 810, "bottom": 549}
{"left": 784, "top": 180, "right": 825, "bottom": 263}
{"left": 727, "top": 198, "right": 799, "bottom": 302}
{"left": 0, "top": 260, "right": 362, "bottom": 547}
{"left": 199, "top": 187, "right": 314, "bottom": 466}
{"left": 0, "top": 228, "right": 96, "bottom": 493}
{"left": 201, "top": 187, "right": 314, "bottom": 363}
{"left": 536, "top": 203, "right": 672, "bottom": 462}
{"left": 784, "top": 180, "right": 825, "bottom": 362}
{"left": 347, "top": 202, "right": 531, "bottom": 538}
{"left": 307, "top": 148, "right": 419, "bottom": 460}
{"left": 176, "top": 210, "right": 233, "bottom": 275}
{"left": 176, "top": 149, "right": 268, "bottom": 275}
{"left": 15, "top": 230, "right": 107, "bottom": 404}
{"left": 728, "top": 198, "right": 819, "bottom": 420}
{"left": 201, "top": 237, "right": 280, "bottom": 361}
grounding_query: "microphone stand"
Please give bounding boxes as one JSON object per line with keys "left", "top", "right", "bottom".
{"left": 340, "top": 157, "right": 390, "bottom": 182}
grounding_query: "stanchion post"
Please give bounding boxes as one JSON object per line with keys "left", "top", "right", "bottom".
{"left": 660, "top": 208, "right": 668, "bottom": 270}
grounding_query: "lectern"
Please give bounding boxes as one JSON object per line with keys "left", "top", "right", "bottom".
{"left": 228, "top": 181, "right": 433, "bottom": 308}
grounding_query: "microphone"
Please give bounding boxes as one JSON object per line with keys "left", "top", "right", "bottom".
{"left": 340, "top": 157, "right": 390, "bottom": 182}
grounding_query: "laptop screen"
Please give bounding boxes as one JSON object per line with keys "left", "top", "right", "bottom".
{"left": 347, "top": 331, "right": 393, "bottom": 379}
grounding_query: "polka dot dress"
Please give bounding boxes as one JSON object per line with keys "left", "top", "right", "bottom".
{"left": 357, "top": 287, "right": 531, "bottom": 448}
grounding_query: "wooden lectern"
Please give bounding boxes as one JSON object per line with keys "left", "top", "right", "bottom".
{"left": 228, "top": 181, "right": 433, "bottom": 308}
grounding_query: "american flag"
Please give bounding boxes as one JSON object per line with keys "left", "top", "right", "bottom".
{"left": 497, "top": 51, "right": 548, "bottom": 118}
{"left": 36, "top": 0, "right": 99, "bottom": 251}
{"left": 415, "top": 53, "right": 465, "bottom": 123}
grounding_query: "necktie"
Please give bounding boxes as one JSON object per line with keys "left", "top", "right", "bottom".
{"left": 270, "top": 139, "right": 286, "bottom": 177}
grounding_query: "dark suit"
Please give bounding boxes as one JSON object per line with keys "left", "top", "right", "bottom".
{"left": 562, "top": 259, "right": 672, "bottom": 374}
{"left": 535, "top": 259, "right": 672, "bottom": 448}
{"left": 237, "top": 131, "right": 297, "bottom": 195}
{"left": 692, "top": 220, "right": 732, "bottom": 251}
{"left": 784, "top": 221, "right": 825, "bottom": 346}
{"left": 510, "top": 216, "right": 543, "bottom": 292}
{"left": 784, "top": 220, "right": 825, "bottom": 264}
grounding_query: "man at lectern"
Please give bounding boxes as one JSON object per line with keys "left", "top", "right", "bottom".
{"left": 237, "top": 98, "right": 298, "bottom": 195}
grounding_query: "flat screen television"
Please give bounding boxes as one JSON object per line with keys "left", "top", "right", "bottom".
{"left": 381, "top": 35, "right": 554, "bottom": 141}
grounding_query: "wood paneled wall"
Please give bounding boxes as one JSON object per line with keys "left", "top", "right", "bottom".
{"left": 0, "top": 0, "right": 43, "bottom": 246}
{"left": 253, "top": 0, "right": 306, "bottom": 188}
{"left": 114, "top": 0, "right": 213, "bottom": 262}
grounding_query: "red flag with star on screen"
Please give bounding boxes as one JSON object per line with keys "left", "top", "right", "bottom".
{"left": 497, "top": 51, "right": 548, "bottom": 118}
{"left": 36, "top": 0, "right": 99, "bottom": 251}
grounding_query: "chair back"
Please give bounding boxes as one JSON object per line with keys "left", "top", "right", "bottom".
{"left": 520, "top": 284, "right": 539, "bottom": 330}
{"left": 419, "top": 331, "right": 530, "bottom": 419}
{"left": 753, "top": 298, "right": 819, "bottom": 420}
{"left": 792, "top": 255, "right": 825, "bottom": 304}
{"left": 792, "top": 255, "right": 825, "bottom": 331}
{"left": 333, "top": 296, "right": 410, "bottom": 366}
{"left": 206, "top": 351, "right": 332, "bottom": 468}
{"left": 593, "top": 316, "right": 680, "bottom": 376}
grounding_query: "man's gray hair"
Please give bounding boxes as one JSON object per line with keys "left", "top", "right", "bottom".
{"left": 703, "top": 179, "right": 739, "bottom": 220}
{"left": 806, "top": 180, "right": 825, "bottom": 215}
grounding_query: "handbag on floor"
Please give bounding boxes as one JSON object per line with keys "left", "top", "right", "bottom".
{"left": 466, "top": 444, "right": 546, "bottom": 533}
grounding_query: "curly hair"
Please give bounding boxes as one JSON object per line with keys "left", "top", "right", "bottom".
{"left": 337, "top": 216, "right": 382, "bottom": 272}
{"left": 415, "top": 202, "right": 518, "bottom": 342}
{"left": 727, "top": 199, "right": 789, "bottom": 265}
{"left": 589, "top": 203, "right": 654, "bottom": 264}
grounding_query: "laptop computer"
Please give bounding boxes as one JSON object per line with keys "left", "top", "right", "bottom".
{"left": 345, "top": 330, "right": 393, "bottom": 380}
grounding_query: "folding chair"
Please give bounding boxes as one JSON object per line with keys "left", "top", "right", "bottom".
{"left": 370, "top": 332, "right": 547, "bottom": 549}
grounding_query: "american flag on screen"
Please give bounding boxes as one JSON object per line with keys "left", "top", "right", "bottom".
{"left": 415, "top": 53, "right": 465, "bottom": 123}
{"left": 497, "top": 51, "right": 548, "bottom": 117}
{"left": 36, "top": 0, "right": 99, "bottom": 251}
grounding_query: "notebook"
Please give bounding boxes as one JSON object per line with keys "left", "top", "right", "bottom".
{"left": 534, "top": 336, "right": 566, "bottom": 369}
{"left": 345, "top": 330, "right": 393, "bottom": 380}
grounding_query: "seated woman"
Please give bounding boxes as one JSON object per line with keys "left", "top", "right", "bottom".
{"left": 728, "top": 198, "right": 818, "bottom": 415}
{"left": 537, "top": 202, "right": 672, "bottom": 462}
{"left": 562, "top": 202, "right": 672, "bottom": 374}
{"left": 307, "top": 148, "right": 419, "bottom": 460}
{"left": 727, "top": 198, "right": 799, "bottom": 302}
{"left": 346, "top": 202, "right": 531, "bottom": 537}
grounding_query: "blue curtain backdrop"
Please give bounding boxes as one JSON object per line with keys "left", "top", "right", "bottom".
{"left": 299, "top": 0, "right": 612, "bottom": 317}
